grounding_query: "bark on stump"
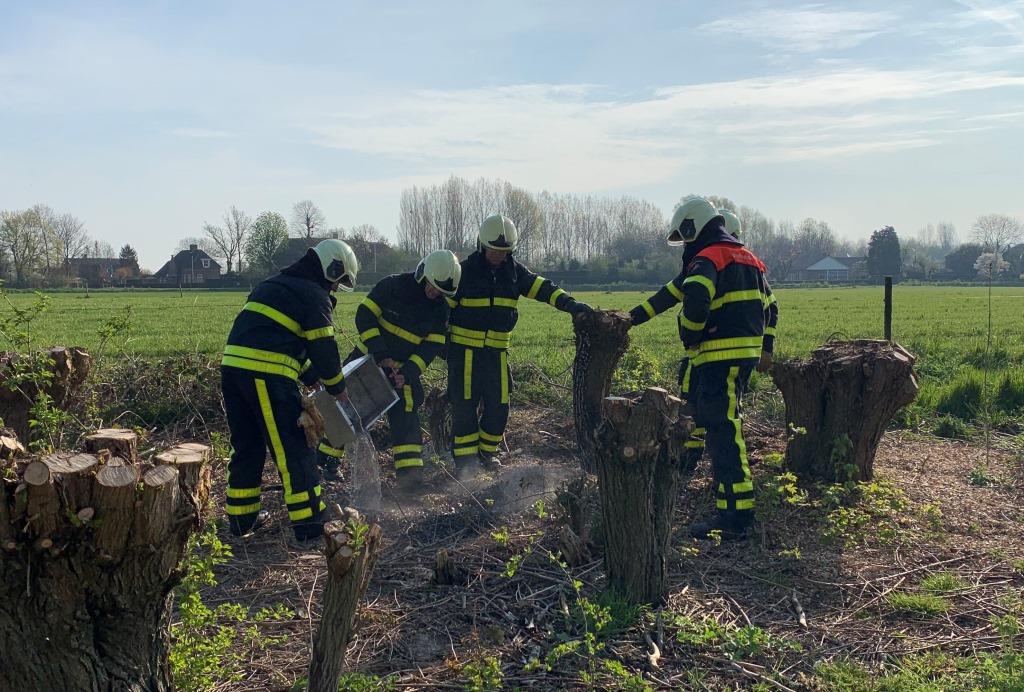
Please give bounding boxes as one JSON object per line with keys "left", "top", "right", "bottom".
{"left": 0, "top": 346, "right": 91, "bottom": 441}
{"left": 308, "top": 508, "right": 383, "bottom": 692}
{"left": 594, "top": 388, "right": 688, "bottom": 606}
{"left": 573, "top": 310, "right": 632, "bottom": 473}
{"left": 0, "top": 439, "right": 211, "bottom": 692}
{"left": 772, "top": 339, "right": 919, "bottom": 483}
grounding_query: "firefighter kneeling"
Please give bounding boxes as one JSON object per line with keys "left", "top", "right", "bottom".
{"left": 630, "top": 196, "right": 778, "bottom": 541}
{"left": 348, "top": 250, "right": 461, "bottom": 493}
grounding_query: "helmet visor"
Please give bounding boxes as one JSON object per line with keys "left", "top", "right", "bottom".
{"left": 337, "top": 272, "right": 355, "bottom": 292}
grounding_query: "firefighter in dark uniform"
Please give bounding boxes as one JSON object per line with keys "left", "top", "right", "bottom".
{"left": 629, "top": 196, "right": 778, "bottom": 540}
{"left": 448, "top": 215, "right": 593, "bottom": 478}
{"left": 221, "top": 239, "right": 359, "bottom": 547}
{"left": 350, "top": 250, "right": 461, "bottom": 492}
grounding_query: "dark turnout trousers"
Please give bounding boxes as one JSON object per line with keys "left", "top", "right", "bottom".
{"left": 221, "top": 367, "right": 325, "bottom": 539}
{"left": 690, "top": 361, "right": 756, "bottom": 518}
{"left": 390, "top": 377, "right": 425, "bottom": 474}
{"left": 678, "top": 358, "right": 706, "bottom": 473}
{"left": 447, "top": 344, "right": 510, "bottom": 461}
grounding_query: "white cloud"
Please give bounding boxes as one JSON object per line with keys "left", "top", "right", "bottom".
{"left": 699, "top": 5, "right": 897, "bottom": 53}
{"left": 303, "top": 67, "right": 1024, "bottom": 193}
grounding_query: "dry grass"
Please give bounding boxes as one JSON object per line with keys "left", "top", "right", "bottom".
{"left": 189, "top": 405, "right": 1024, "bottom": 691}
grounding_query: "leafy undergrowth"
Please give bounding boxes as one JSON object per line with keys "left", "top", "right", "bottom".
{"left": 179, "top": 406, "right": 1024, "bottom": 691}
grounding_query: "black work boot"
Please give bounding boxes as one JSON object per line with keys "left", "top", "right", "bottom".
{"left": 229, "top": 509, "right": 270, "bottom": 538}
{"left": 454, "top": 455, "right": 480, "bottom": 481}
{"left": 395, "top": 466, "right": 424, "bottom": 496}
{"left": 287, "top": 531, "right": 323, "bottom": 552}
{"left": 478, "top": 450, "right": 502, "bottom": 471}
{"left": 689, "top": 510, "right": 753, "bottom": 541}
{"left": 320, "top": 458, "right": 341, "bottom": 481}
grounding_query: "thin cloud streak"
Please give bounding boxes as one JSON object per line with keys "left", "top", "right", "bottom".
{"left": 700, "top": 5, "right": 897, "bottom": 53}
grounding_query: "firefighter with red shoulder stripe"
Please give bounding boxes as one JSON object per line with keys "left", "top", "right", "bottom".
{"left": 220, "top": 239, "right": 358, "bottom": 549}
{"left": 629, "top": 196, "right": 779, "bottom": 540}
{"left": 447, "top": 215, "right": 594, "bottom": 479}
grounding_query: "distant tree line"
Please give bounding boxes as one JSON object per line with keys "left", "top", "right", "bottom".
{"left": 3, "top": 188, "right": 1021, "bottom": 288}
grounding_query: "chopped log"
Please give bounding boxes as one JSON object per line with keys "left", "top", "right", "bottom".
{"left": 155, "top": 443, "right": 211, "bottom": 517}
{"left": 0, "top": 441, "right": 210, "bottom": 691}
{"left": 308, "top": 509, "right": 383, "bottom": 692}
{"left": 594, "top": 388, "right": 688, "bottom": 605}
{"left": 24, "top": 461, "right": 61, "bottom": 538}
{"left": 84, "top": 428, "right": 139, "bottom": 462}
{"left": 93, "top": 457, "right": 139, "bottom": 562}
{"left": 772, "top": 339, "right": 919, "bottom": 482}
{"left": 0, "top": 347, "right": 91, "bottom": 441}
{"left": 134, "top": 465, "right": 180, "bottom": 547}
{"left": 42, "top": 452, "right": 97, "bottom": 514}
{"left": 557, "top": 525, "right": 591, "bottom": 567}
{"left": 572, "top": 310, "right": 633, "bottom": 473}
{"left": 433, "top": 547, "right": 468, "bottom": 586}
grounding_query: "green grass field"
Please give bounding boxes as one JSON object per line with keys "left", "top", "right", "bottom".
{"left": 3, "top": 286, "right": 1024, "bottom": 423}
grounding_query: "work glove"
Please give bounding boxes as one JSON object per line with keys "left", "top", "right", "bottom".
{"left": 568, "top": 301, "right": 594, "bottom": 316}
{"left": 756, "top": 350, "right": 773, "bottom": 374}
{"left": 297, "top": 396, "right": 326, "bottom": 448}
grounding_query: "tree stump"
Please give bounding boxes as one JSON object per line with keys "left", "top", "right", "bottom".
{"left": 433, "top": 547, "right": 468, "bottom": 585}
{"left": 0, "top": 428, "right": 25, "bottom": 460}
{"left": 0, "top": 435, "right": 210, "bottom": 692}
{"left": 573, "top": 310, "right": 632, "bottom": 473}
{"left": 154, "top": 443, "right": 212, "bottom": 518}
{"left": 0, "top": 347, "right": 91, "bottom": 441}
{"left": 594, "top": 388, "right": 688, "bottom": 605}
{"left": 84, "top": 428, "right": 139, "bottom": 463}
{"left": 772, "top": 339, "right": 919, "bottom": 483}
{"left": 557, "top": 525, "right": 591, "bottom": 567}
{"left": 308, "top": 507, "right": 383, "bottom": 692}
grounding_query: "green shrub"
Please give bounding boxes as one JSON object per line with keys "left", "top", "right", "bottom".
{"left": 996, "top": 370, "right": 1024, "bottom": 413}
{"left": 886, "top": 592, "right": 951, "bottom": 617}
{"left": 934, "top": 414, "right": 970, "bottom": 439}
{"left": 930, "top": 371, "right": 983, "bottom": 420}
{"left": 920, "top": 571, "right": 968, "bottom": 594}
{"left": 612, "top": 344, "right": 664, "bottom": 393}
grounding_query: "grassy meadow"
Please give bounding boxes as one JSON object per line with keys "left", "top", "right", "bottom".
{"left": 3, "top": 285, "right": 1023, "bottom": 426}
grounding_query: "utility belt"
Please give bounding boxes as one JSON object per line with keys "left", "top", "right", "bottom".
{"left": 221, "top": 344, "right": 302, "bottom": 380}
{"left": 448, "top": 325, "right": 513, "bottom": 350}
{"left": 685, "top": 335, "right": 762, "bottom": 367}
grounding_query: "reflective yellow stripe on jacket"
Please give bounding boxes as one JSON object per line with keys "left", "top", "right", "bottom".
{"left": 221, "top": 345, "right": 301, "bottom": 379}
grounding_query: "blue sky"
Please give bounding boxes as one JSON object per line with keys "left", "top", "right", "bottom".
{"left": 2, "top": 1, "right": 1023, "bottom": 269}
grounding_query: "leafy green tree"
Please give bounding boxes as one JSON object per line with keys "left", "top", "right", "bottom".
{"left": 118, "top": 244, "right": 140, "bottom": 275}
{"left": 867, "top": 226, "right": 902, "bottom": 278}
{"left": 944, "top": 243, "right": 983, "bottom": 279}
{"left": 245, "top": 212, "right": 288, "bottom": 277}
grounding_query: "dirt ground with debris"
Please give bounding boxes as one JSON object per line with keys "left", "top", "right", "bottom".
{"left": 207, "top": 406, "right": 1024, "bottom": 691}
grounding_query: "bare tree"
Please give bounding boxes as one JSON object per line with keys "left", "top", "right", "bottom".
{"left": 52, "top": 213, "right": 91, "bottom": 272}
{"left": 972, "top": 214, "right": 1021, "bottom": 253}
{"left": 29, "top": 204, "right": 60, "bottom": 273}
{"left": 0, "top": 209, "right": 45, "bottom": 286}
{"left": 175, "top": 237, "right": 219, "bottom": 256}
{"left": 937, "top": 221, "right": 958, "bottom": 251}
{"left": 217, "top": 206, "right": 253, "bottom": 274}
{"left": 291, "top": 200, "right": 327, "bottom": 240}
{"left": 85, "top": 239, "right": 116, "bottom": 258}
{"left": 202, "top": 223, "right": 232, "bottom": 272}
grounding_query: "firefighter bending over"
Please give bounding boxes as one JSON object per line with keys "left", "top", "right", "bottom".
{"left": 221, "top": 239, "right": 358, "bottom": 548}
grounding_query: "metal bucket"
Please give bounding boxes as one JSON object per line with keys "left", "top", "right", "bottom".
{"left": 311, "top": 355, "right": 399, "bottom": 448}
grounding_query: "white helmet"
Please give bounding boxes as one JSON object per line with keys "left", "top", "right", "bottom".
{"left": 415, "top": 250, "right": 461, "bottom": 296}
{"left": 478, "top": 214, "right": 518, "bottom": 251}
{"left": 667, "top": 196, "right": 722, "bottom": 246}
{"left": 312, "top": 238, "right": 359, "bottom": 291}
{"left": 720, "top": 209, "right": 741, "bottom": 239}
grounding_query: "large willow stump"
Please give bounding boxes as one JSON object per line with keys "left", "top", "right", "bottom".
{"left": 595, "top": 388, "right": 688, "bottom": 605}
{"left": 308, "top": 507, "right": 383, "bottom": 692}
{"left": 0, "top": 346, "right": 91, "bottom": 441}
{"left": 0, "top": 440, "right": 211, "bottom": 692}
{"left": 773, "top": 340, "right": 918, "bottom": 483}
{"left": 573, "top": 310, "right": 632, "bottom": 473}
